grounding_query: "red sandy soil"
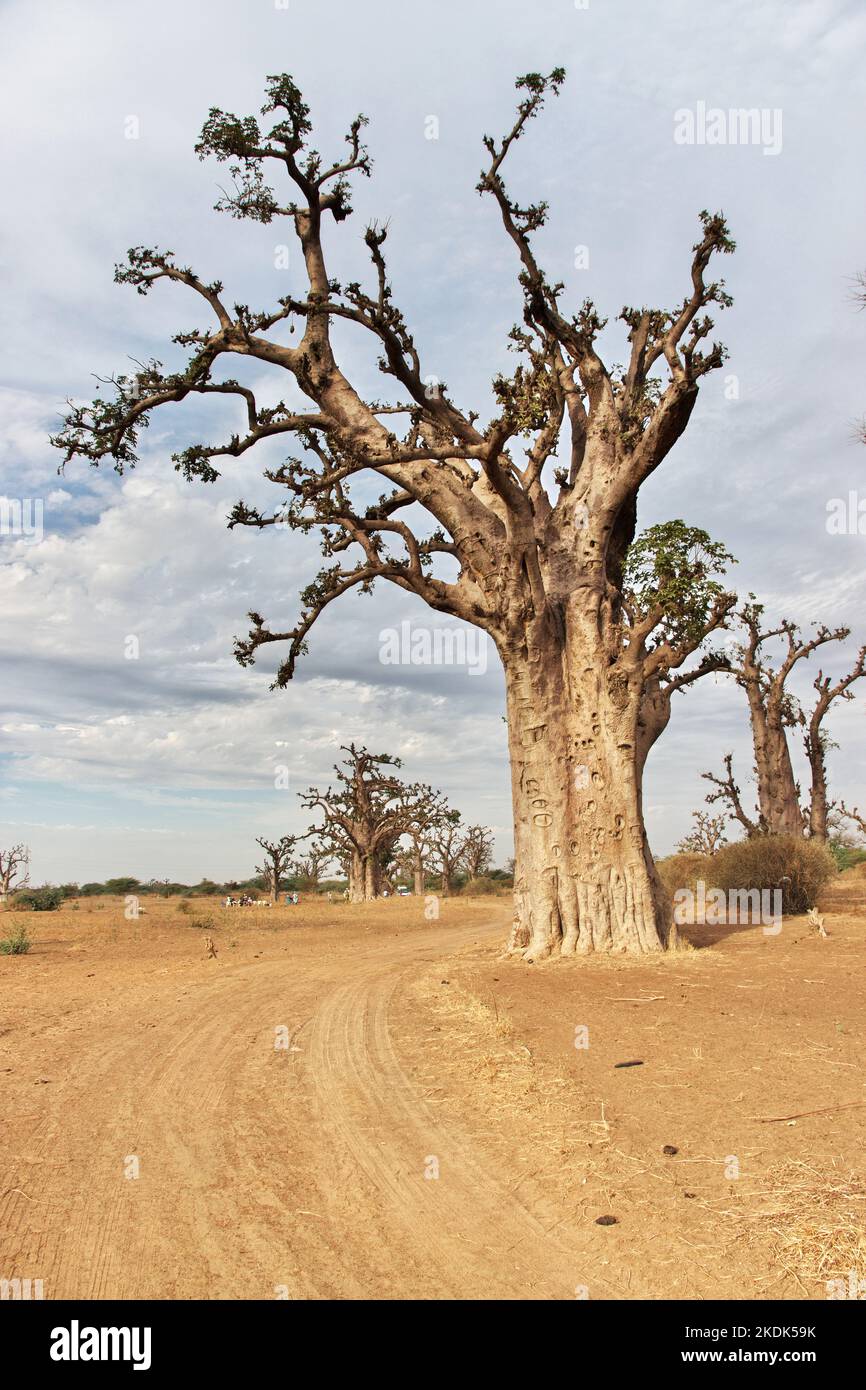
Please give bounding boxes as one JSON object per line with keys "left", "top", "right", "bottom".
{"left": 1, "top": 888, "right": 864, "bottom": 1300}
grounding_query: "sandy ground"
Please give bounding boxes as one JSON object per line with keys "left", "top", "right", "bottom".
{"left": 1, "top": 891, "right": 865, "bottom": 1300}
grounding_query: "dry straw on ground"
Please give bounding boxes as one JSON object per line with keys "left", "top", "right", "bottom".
{"left": 716, "top": 1161, "right": 866, "bottom": 1291}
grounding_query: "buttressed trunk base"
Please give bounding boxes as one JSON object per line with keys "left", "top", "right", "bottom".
{"left": 503, "top": 637, "right": 674, "bottom": 960}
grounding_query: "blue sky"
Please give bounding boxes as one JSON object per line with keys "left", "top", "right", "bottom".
{"left": 1, "top": 0, "right": 865, "bottom": 882}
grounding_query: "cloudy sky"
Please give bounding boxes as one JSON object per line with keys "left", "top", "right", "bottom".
{"left": 1, "top": 0, "right": 865, "bottom": 884}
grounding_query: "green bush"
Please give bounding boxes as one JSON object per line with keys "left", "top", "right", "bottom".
{"left": 709, "top": 835, "right": 835, "bottom": 914}
{"left": 830, "top": 843, "right": 866, "bottom": 872}
{"left": 0, "top": 922, "right": 32, "bottom": 955}
{"left": 14, "top": 886, "right": 63, "bottom": 912}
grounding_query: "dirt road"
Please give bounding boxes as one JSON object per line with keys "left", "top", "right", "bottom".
{"left": 5, "top": 892, "right": 866, "bottom": 1300}
{"left": 1, "top": 904, "right": 589, "bottom": 1300}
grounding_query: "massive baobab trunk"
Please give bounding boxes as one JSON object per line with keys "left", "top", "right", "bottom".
{"left": 503, "top": 620, "right": 672, "bottom": 959}
{"left": 363, "top": 851, "right": 382, "bottom": 901}
{"left": 347, "top": 848, "right": 365, "bottom": 903}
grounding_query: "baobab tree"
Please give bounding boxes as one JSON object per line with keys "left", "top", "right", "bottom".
{"left": 429, "top": 810, "right": 468, "bottom": 897}
{"left": 52, "top": 70, "right": 736, "bottom": 958}
{"left": 462, "top": 824, "right": 495, "bottom": 880}
{"left": 255, "top": 834, "right": 297, "bottom": 903}
{"left": 300, "top": 744, "right": 425, "bottom": 901}
{"left": 704, "top": 603, "right": 865, "bottom": 840}
{"left": 291, "top": 843, "right": 331, "bottom": 890}
{"left": 675, "top": 811, "right": 728, "bottom": 856}
{"left": 0, "top": 843, "right": 30, "bottom": 900}
{"left": 804, "top": 655, "right": 866, "bottom": 839}
{"left": 401, "top": 785, "right": 452, "bottom": 895}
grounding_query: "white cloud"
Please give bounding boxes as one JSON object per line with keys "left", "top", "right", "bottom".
{"left": 1, "top": 0, "right": 865, "bottom": 878}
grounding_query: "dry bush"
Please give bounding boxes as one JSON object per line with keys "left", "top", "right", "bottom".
{"left": 460, "top": 876, "right": 499, "bottom": 896}
{"left": 656, "top": 852, "right": 709, "bottom": 903}
{"left": 710, "top": 835, "right": 835, "bottom": 914}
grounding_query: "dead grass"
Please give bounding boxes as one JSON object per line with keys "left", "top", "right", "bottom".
{"left": 718, "top": 1162, "right": 866, "bottom": 1290}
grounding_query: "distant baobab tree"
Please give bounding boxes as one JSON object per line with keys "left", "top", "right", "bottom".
{"left": 255, "top": 834, "right": 297, "bottom": 903}
{"left": 400, "top": 785, "right": 452, "bottom": 896}
{"left": 301, "top": 744, "right": 425, "bottom": 902}
{"left": 675, "top": 811, "right": 728, "bottom": 856}
{"left": 291, "top": 843, "right": 331, "bottom": 890}
{"left": 0, "top": 843, "right": 30, "bottom": 900}
{"left": 462, "top": 823, "right": 495, "bottom": 880}
{"left": 704, "top": 603, "right": 865, "bottom": 841}
{"left": 53, "top": 70, "right": 736, "bottom": 958}
{"left": 429, "top": 810, "right": 468, "bottom": 898}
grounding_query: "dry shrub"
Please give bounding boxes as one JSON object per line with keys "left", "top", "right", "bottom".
{"left": 656, "top": 852, "right": 709, "bottom": 903}
{"left": 460, "top": 876, "right": 499, "bottom": 896}
{"left": 710, "top": 835, "right": 835, "bottom": 914}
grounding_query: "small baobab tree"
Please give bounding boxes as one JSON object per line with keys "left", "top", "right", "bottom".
{"left": 300, "top": 744, "right": 424, "bottom": 901}
{"left": 255, "top": 834, "right": 297, "bottom": 903}
{"left": 429, "top": 810, "right": 467, "bottom": 897}
{"left": 52, "top": 70, "right": 736, "bottom": 958}
{"left": 401, "top": 785, "right": 452, "bottom": 895}
{"left": 291, "top": 842, "right": 332, "bottom": 890}
{"left": 675, "top": 811, "right": 728, "bottom": 856}
{"left": 462, "top": 824, "right": 495, "bottom": 880}
{"left": 0, "top": 843, "right": 30, "bottom": 901}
